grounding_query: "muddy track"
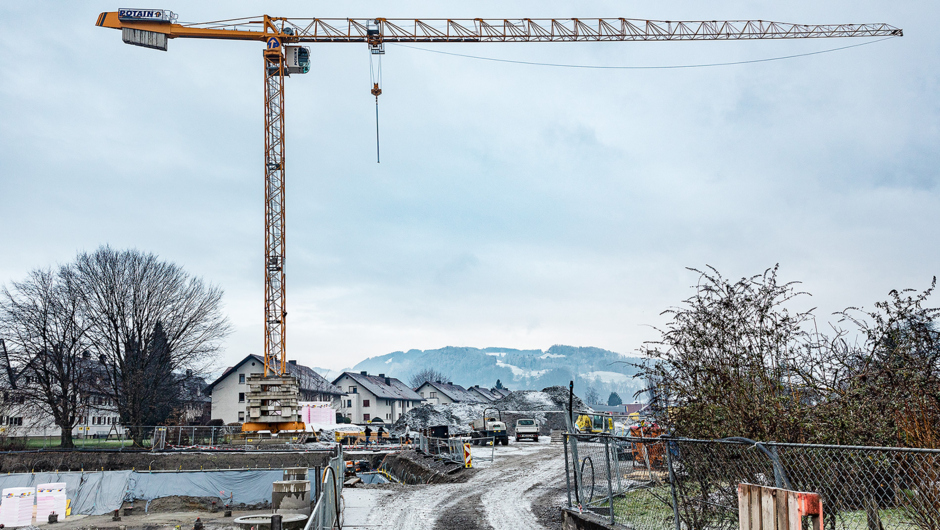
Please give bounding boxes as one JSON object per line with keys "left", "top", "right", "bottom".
{"left": 351, "top": 441, "right": 565, "bottom": 530}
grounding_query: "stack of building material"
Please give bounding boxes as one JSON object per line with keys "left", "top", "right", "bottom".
{"left": 36, "top": 482, "right": 68, "bottom": 521}
{"left": 0, "top": 487, "right": 36, "bottom": 527}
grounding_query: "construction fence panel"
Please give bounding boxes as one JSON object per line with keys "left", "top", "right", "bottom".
{"left": 564, "top": 435, "right": 940, "bottom": 530}
{"left": 306, "top": 447, "right": 344, "bottom": 530}
{"left": 0, "top": 426, "right": 251, "bottom": 451}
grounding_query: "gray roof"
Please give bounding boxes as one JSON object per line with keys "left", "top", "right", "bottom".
{"left": 418, "top": 381, "right": 485, "bottom": 403}
{"left": 335, "top": 372, "right": 424, "bottom": 401}
{"left": 204, "top": 354, "right": 343, "bottom": 396}
{"left": 467, "top": 385, "right": 499, "bottom": 402}
{"left": 493, "top": 388, "right": 512, "bottom": 398}
{"left": 591, "top": 403, "right": 649, "bottom": 415}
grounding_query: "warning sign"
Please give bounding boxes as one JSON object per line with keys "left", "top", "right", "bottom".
{"left": 463, "top": 443, "right": 472, "bottom": 468}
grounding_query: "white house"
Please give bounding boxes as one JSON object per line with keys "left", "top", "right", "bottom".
{"left": 414, "top": 380, "right": 485, "bottom": 405}
{"left": 203, "top": 354, "right": 343, "bottom": 424}
{"left": 333, "top": 372, "right": 424, "bottom": 425}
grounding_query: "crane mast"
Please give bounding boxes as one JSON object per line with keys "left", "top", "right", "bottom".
{"left": 263, "top": 44, "right": 287, "bottom": 379}
{"left": 97, "top": 10, "right": 901, "bottom": 433}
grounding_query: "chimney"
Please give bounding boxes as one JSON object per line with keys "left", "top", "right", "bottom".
{"left": 378, "top": 373, "right": 385, "bottom": 378}
{"left": 360, "top": 371, "right": 368, "bottom": 376}
{"left": 448, "top": 382, "right": 453, "bottom": 385}
{"left": 385, "top": 377, "right": 391, "bottom": 386}
{"left": 288, "top": 360, "right": 297, "bottom": 365}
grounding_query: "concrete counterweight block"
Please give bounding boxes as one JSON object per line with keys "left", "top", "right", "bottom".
{"left": 272, "top": 480, "right": 312, "bottom": 516}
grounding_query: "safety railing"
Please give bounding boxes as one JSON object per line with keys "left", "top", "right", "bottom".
{"left": 416, "top": 435, "right": 496, "bottom": 464}
{"left": 564, "top": 434, "right": 940, "bottom": 530}
{"left": 305, "top": 445, "right": 344, "bottom": 530}
{"left": 0, "top": 425, "right": 318, "bottom": 451}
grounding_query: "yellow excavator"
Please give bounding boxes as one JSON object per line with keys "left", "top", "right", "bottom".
{"left": 576, "top": 413, "right": 614, "bottom": 434}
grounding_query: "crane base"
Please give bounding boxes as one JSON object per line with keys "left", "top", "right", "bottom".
{"left": 241, "top": 421, "right": 306, "bottom": 433}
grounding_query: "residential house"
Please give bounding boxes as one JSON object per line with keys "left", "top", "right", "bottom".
{"left": 492, "top": 387, "right": 512, "bottom": 399}
{"left": 203, "top": 354, "right": 343, "bottom": 424}
{"left": 467, "top": 385, "right": 502, "bottom": 402}
{"left": 414, "top": 380, "right": 485, "bottom": 405}
{"left": 333, "top": 371, "right": 424, "bottom": 424}
{"left": 177, "top": 371, "right": 211, "bottom": 425}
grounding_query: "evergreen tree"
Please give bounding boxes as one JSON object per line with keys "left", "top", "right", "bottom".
{"left": 608, "top": 392, "right": 623, "bottom": 406}
{"left": 495, "top": 379, "right": 504, "bottom": 389}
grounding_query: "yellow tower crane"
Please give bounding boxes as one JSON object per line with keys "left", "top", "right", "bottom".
{"left": 95, "top": 10, "right": 901, "bottom": 433}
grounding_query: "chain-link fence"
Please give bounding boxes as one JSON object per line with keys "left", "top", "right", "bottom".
{"left": 565, "top": 434, "right": 940, "bottom": 530}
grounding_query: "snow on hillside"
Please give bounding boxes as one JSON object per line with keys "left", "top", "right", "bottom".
{"left": 495, "top": 360, "right": 549, "bottom": 380}
{"left": 580, "top": 370, "right": 632, "bottom": 384}
{"left": 540, "top": 353, "right": 565, "bottom": 359}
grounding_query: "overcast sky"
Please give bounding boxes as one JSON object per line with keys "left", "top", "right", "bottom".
{"left": 1, "top": 1, "right": 937, "bottom": 372}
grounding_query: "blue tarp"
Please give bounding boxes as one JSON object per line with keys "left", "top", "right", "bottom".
{"left": 0, "top": 469, "right": 291, "bottom": 515}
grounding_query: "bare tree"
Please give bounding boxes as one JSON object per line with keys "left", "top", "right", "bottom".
{"left": 74, "top": 247, "right": 230, "bottom": 444}
{"left": 0, "top": 267, "right": 88, "bottom": 448}
{"left": 638, "top": 265, "right": 815, "bottom": 442}
{"left": 409, "top": 367, "right": 449, "bottom": 388}
{"left": 584, "top": 385, "right": 601, "bottom": 405}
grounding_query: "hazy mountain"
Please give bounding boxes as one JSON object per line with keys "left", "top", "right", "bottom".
{"left": 341, "top": 345, "right": 647, "bottom": 403}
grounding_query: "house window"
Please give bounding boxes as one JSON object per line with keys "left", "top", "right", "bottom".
{"left": 386, "top": 413, "right": 390, "bottom": 420}
{"left": 420, "top": 392, "right": 424, "bottom": 397}
{"left": 363, "top": 399, "right": 370, "bottom": 407}
{"left": 239, "top": 373, "right": 246, "bottom": 384}
{"left": 238, "top": 411, "right": 245, "bottom": 422}
{"left": 363, "top": 414, "right": 370, "bottom": 421}
{"left": 238, "top": 393, "right": 245, "bottom": 403}
{"left": 350, "top": 386, "right": 357, "bottom": 394}
{"left": 429, "top": 392, "right": 437, "bottom": 398}
{"left": 347, "top": 400, "right": 352, "bottom": 407}
{"left": 7, "top": 417, "right": 22, "bottom": 426}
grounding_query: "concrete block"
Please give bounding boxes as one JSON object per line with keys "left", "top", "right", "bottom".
{"left": 272, "top": 480, "right": 311, "bottom": 516}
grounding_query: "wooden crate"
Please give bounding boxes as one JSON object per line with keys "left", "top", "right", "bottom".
{"left": 738, "top": 483, "right": 823, "bottom": 530}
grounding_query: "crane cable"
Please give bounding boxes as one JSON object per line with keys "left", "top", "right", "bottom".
{"left": 369, "top": 52, "right": 383, "bottom": 163}
{"left": 389, "top": 36, "right": 898, "bottom": 70}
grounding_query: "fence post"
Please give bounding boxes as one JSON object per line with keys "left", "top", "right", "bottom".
{"left": 564, "top": 433, "right": 572, "bottom": 508}
{"left": 604, "top": 436, "right": 615, "bottom": 524}
{"left": 569, "top": 433, "right": 581, "bottom": 506}
{"left": 665, "top": 438, "right": 681, "bottom": 530}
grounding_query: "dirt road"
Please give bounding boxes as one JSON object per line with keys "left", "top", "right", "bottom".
{"left": 343, "top": 439, "right": 567, "bottom": 529}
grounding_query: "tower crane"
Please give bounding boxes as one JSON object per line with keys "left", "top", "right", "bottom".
{"left": 95, "top": 10, "right": 901, "bottom": 432}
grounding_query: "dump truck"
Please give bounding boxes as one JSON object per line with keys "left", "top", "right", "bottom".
{"left": 470, "top": 408, "right": 509, "bottom": 446}
{"left": 515, "top": 418, "right": 539, "bottom": 442}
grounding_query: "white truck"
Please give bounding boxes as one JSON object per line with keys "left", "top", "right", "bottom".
{"left": 515, "top": 418, "right": 539, "bottom": 442}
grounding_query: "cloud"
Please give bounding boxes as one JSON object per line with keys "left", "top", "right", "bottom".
{"left": 1, "top": 0, "right": 937, "bottom": 371}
